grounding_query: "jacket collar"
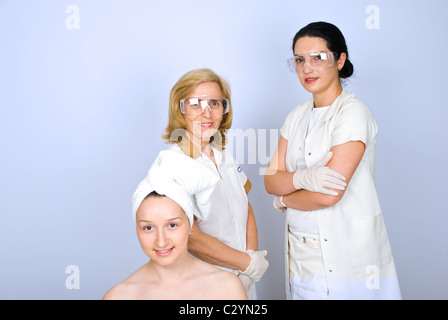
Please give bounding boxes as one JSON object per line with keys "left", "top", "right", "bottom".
{"left": 320, "top": 90, "right": 349, "bottom": 123}
{"left": 177, "top": 133, "right": 224, "bottom": 161}
{"left": 307, "top": 90, "right": 351, "bottom": 137}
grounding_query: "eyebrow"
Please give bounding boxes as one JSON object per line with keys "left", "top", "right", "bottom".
{"left": 138, "top": 217, "right": 184, "bottom": 224}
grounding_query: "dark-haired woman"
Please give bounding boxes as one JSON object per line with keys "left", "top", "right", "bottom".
{"left": 265, "top": 22, "right": 401, "bottom": 300}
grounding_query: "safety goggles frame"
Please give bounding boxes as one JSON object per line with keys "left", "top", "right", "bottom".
{"left": 180, "top": 95, "right": 230, "bottom": 115}
{"left": 287, "top": 51, "right": 337, "bottom": 73}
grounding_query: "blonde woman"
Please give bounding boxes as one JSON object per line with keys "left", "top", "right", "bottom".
{"left": 162, "top": 68, "right": 269, "bottom": 299}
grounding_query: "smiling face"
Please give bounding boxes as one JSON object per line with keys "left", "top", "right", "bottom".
{"left": 182, "top": 81, "right": 224, "bottom": 146}
{"left": 136, "top": 196, "right": 190, "bottom": 267}
{"left": 293, "top": 36, "right": 346, "bottom": 106}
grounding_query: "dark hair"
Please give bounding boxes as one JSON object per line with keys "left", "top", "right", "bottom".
{"left": 292, "top": 22, "right": 354, "bottom": 79}
{"left": 144, "top": 191, "right": 165, "bottom": 200}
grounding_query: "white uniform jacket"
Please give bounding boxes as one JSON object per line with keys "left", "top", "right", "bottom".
{"left": 168, "top": 138, "right": 257, "bottom": 299}
{"left": 282, "top": 90, "right": 401, "bottom": 299}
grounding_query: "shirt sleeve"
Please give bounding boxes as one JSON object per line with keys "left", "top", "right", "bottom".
{"left": 280, "top": 107, "right": 296, "bottom": 140}
{"left": 330, "top": 99, "right": 378, "bottom": 148}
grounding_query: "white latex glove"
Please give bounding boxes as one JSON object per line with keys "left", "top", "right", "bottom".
{"left": 240, "top": 250, "right": 269, "bottom": 283}
{"left": 292, "top": 152, "right": 347, "bottom": 196}
{"left": 273, "top": 195, "right": 286, "bottom": 213}
{"left": 231, "top": 269, "right": 254, "bottom": 291}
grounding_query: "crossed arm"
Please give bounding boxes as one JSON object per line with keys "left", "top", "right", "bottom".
{"left": 264, "top": 135, "right": 366, "bottom": 211}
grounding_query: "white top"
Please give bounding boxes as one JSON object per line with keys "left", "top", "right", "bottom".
{"left": 168, "top": 143, "right": 250, "bottom": 260}
{"left": 281, "top": 90, "right": 401, "bottom": 299}
{"left": 168, "top": 142, "right": 257, "bottom": 300}
{"left": 283, "top": 106, "right": 330, "bottom": 236}
{"left": 195, "top": 148, "right": 249, "bottom": 253}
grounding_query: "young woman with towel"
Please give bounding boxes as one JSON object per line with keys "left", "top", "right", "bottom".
{"left": 103, "top": 150, "right": 247, "bottom": 300}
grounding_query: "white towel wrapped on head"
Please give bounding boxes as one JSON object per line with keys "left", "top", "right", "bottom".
{"left": 132, "top": 150, "right": 219, "bottom": 226}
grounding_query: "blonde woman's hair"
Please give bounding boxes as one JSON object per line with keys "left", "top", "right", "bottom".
{"left": 162, "top": 68, "right": 233, "bottom": 148}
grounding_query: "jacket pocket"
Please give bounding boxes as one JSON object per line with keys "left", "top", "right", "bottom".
{"left": 345, "top": 214, "right": 394, "bottom": 276}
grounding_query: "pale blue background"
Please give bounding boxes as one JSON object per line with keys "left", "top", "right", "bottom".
{"left": 1, "top": 0, "right": 447, "bottom": 300}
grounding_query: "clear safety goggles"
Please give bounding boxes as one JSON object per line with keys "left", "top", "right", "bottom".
{"left": 287, "top": 51, "right": 336, "bottom": 73}
{"left": 180, "top": 95, "right": 230, "bottom": 115}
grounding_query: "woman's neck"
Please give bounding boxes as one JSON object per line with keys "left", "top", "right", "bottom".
{"left": 145, "top": 254, "right": 196, "bottom": 284}
{"left": 186, "top": 131, "right": 209, "bottom": 152}
{"left": 186, "top": 131, "right": 216, "bottom": 163}
{"left": 313, "top": 85, "right": 343, "bottom": 108}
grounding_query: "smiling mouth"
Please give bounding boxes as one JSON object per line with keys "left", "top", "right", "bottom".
{"left": 305, "top": 77, "right": 318, "bottom": 83}
{"left": 199, "top": 122, "right": 213, "bottom": 128}
{"left": 155, "top": 248, "right": 173, "bottom": 256}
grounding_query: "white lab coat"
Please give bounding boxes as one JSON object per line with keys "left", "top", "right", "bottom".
{"left": 281, "top": 90, "right": 401, "bottom": 300}
{"left": 169, "top": 139, "right": 257, "bottom": 299}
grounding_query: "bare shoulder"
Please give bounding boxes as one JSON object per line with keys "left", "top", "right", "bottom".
{"left": 197, "top": 261, "right": 248, "bottom": 300}
{"left": 102, "top": 267, "right": 148, "bottom": 300}
{"left": 216, "top": 270, "right": 248, "bottom": 300}
{"left": 103, "top": 281, "right": 132, "bottom": 300}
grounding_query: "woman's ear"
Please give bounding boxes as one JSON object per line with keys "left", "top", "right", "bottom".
{"left": 337, "top": 52, "right": 347, "bottom": 71}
